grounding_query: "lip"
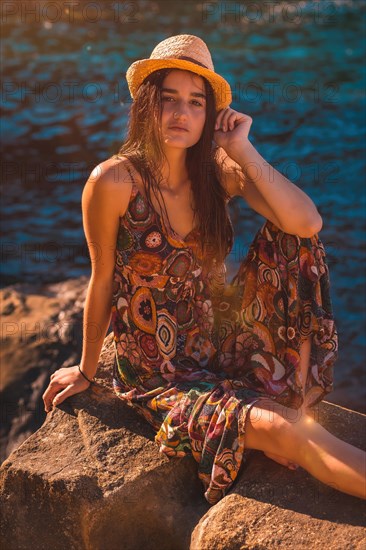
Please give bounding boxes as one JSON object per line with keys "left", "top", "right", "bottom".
{"left": 169, "top": 126, "right": 189, "bottom": 132}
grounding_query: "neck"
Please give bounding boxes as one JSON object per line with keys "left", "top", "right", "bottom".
{"left": 160, "top": 147, "right": 189, "bottom": 191}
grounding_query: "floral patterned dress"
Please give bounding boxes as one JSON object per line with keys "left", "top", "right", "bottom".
{"left": 111, "top": 164, "right": 338, "bottom": 505}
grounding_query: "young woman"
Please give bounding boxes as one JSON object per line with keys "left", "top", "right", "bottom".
{"left": 42, "top": 35, "right": 365, "bottom": 504}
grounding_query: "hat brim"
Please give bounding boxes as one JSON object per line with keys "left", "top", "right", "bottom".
{"left": 126, "top": 58, "right": 232, "bottom": 112}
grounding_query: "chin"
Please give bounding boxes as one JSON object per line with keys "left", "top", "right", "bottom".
{"left": 163, "top": 136, "right": 197, "bottom": 148}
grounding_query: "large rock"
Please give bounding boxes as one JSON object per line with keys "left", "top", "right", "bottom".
{"left": 0, "top": 332, "right": 209, "bottom": 550}
{"left": 191, "top": 403, "right": 366, "bottom": 549}
{"left": 1, "top": 332, "right": 365, "bottom": 549}
{"left": 0, "top": 277, "right": 90, "bottom": 462}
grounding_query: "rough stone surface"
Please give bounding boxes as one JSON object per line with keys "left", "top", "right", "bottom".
{"left": 191, "top": 402, "right": 366, "bottom": 549}
{"left": 0, "top": 333, "right": 209, "bottom": 550}
{"left": 0, "top": 276, "right": 91, "bottom": 462}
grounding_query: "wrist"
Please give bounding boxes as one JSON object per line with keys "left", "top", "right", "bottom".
{"left": 78, "top": 364, "right": 95, "bottom": 384}
{"left": 227, "top": 139, "right": 253, "bottom": 166}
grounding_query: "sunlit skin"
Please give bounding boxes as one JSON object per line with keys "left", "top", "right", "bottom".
{"left": 158, "top": 69, "right": 249, "bottom": 191}
{"left": 161, "top": 72, "right": 206, "bottom": 147}
{"left": 43, "top": 69, "right": 366, "bottom": 500}
{"left": 158, "top": 69, "right": 207, "bottom": 190}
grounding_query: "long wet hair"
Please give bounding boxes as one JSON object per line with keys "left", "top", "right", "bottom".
{"left": 114, "top": 67, "right": 236, "bottom": 270}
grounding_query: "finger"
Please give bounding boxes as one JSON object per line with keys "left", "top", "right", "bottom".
{"left": 227, "top": 114, "right": 252, "bottom": 133}
{"left": 52, "top": 384, "right": 74, "bottom": 407}
{"left": 217, "top": 109, "right": 239, "bottom": 131}
{"left": 215, "top": 107, "right": 230, "bottom": 130}
{"left": 216, "top": 109, "right": 226, "bottom": 128}
{"left": 43, "top": 379, "right": 62, "bottom": 397}
{"left": 43, "top": 390, "right": 60, "bottom": 412}
{"left": 43, "top": 380, "right": 63, "bottom": 412}
{"left": 50, "top": 367, "right": 65, "bottom": 379}
{"left": 225, "top": 112, "right": 240, "bottom": 131}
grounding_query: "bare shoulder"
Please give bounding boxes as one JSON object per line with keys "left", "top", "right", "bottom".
{"left": 213, "top": 146, "right": 246, "bottom": 198}
{"left": 81, "top": 156, "right": 136, "bottom": 278}
{"left": 82, "top": 155, "right": 134, "bottom": 217}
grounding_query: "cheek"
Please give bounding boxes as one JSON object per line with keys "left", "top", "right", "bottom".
{"left": 198, "top": 113, "right": 206, "bottom": 133}
{"left": 161, "top": 103, "right": 172, "bottom": 119}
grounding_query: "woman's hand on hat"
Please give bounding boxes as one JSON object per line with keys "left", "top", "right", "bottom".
{"left": 214, "top": 107, "right": 252, "bottom": 154}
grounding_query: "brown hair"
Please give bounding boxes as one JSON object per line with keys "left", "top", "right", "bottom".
{"left": 114, "top": 68, "right": 235, "bottom": 269}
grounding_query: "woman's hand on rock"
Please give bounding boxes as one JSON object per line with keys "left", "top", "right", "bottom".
{"left": 42, "top": 365, "right": 91, "bottom": 413}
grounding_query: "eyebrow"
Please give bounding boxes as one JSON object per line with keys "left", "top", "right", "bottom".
{"left": 161, "top": 87, "right": 206, "bottom": 100}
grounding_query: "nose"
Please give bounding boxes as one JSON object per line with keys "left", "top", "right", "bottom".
{"left": 173, "top": 103, "right": 189, "bottom": 119}
{"left": 174, "top": 110, "right": 187, "bottom": 120}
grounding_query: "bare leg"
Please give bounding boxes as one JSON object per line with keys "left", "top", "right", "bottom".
{"left": 264, "top": 337, "right": 312, "bottom": 469}
{"left": 299, "top": 336, "right": 314, "bottom": 412}
{"left": 244, "top": 398, "right": 366, "bottom": 500}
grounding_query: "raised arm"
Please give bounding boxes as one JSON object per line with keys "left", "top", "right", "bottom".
{"left": 214, "top": 145, "right": 284, "bottom": 229}
{"left": 215, "top": 144, "right": 322, "bottom": 238}
{"left": 213, "top": 108, "right": 323, "bottom": 238}
{"left": 42, "top": 157, "right": 132, "bottom": 412}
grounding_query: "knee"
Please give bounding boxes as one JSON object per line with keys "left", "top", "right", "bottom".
{"left": 245, "top": 398, "right": 307, "bottom": 453}
{"left": 274, "top": 408, "right": 308, "bottom": 455}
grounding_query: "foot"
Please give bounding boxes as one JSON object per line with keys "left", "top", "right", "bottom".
{"left": 264, "top": 451, "right": 299, "bottom": 471}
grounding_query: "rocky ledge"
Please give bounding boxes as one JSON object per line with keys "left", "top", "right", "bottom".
{"left": 0, "top": 277, "right": 90, "bottom": 462}
{"left": 1, "top": 332, "right": 365, "bottom": 550}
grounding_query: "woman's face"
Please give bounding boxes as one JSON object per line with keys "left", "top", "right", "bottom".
{"left": 160, "top": 69, "right": 207, "bottom": 149}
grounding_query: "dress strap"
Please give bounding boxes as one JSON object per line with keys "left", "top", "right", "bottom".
{"left": 123, "top": 158, "right": 152, "bottom": 205}
{"left": 123, "top": 158, "right": 137, "bottom": 186}
{"left": 120, "top": 157, "right": 142, "bottom": 201}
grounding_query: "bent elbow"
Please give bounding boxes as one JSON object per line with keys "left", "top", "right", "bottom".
{"left": 299, "top": 213, "right": 323, "bottom": 238}
{"left": 310, "top": 212, "right": 323, "bottom": 236}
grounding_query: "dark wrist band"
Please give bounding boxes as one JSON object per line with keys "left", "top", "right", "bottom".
{"left": 78, "top": 365, "right": 94, "bottom": 384}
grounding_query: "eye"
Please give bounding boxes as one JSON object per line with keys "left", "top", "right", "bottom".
{"left": 162, "top": 96, "right": 203, "bottom": 107}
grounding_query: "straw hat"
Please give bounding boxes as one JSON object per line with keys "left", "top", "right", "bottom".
{"left": 126, "top": 34, "right": 232, "bottom": 112}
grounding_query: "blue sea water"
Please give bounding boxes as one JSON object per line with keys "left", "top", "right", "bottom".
{"left": 0, "top": 0, "right": 365, "bottom": 410}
